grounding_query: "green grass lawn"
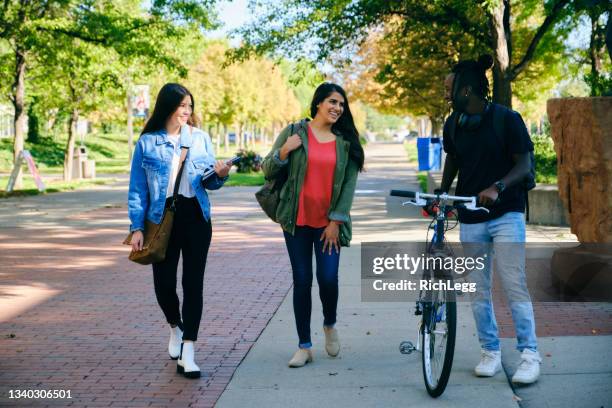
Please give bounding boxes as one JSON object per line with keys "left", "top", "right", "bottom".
{"left": 0, "top": 176, "right": 118, "bottom": 198}
{"left": 1, "top": 132, "right": 268, "bottom": 192}
{"left": 0, "top": 133, "right": 133, "bottom": 174}
{"left": 225, "top": 171, "right": 265, "bottom": 187}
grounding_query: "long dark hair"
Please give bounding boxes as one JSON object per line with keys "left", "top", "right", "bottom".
{"left": 451, "top": 55, "right": 494, "bottom": 101}
{"left": 140, "top": 83, "right": 199, "bottom": 136}
{"left": 310, "top": 82, "right": 364, "bottom": 171}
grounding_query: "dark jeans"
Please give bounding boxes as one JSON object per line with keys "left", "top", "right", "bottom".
{"left": 152, "top": 196, "right": 212, "bottom": 342}
{"left": 283, "top": 226, "right": 340, "bottom": 348}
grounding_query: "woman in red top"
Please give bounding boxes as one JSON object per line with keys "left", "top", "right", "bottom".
{"left": 267, "top": 83, "right": 364, "bottom": 367}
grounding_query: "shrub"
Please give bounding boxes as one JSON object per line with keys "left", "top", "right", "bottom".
{"left": 532, "top": 134, "right": 557, "bottom": 184}
{"left": 235, "top": 149, "right": 262, "bottom": 173}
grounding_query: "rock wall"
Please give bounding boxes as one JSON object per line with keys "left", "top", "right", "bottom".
{"left": 547, "top": 97, "right": 612, "bottom": 243}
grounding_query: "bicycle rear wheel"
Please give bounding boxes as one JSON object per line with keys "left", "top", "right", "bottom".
{"left": 421, "top": 284, "right": 456, "bottom": 397}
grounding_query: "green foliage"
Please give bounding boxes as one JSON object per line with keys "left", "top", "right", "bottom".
{"left": 584, "top": 71, "right": 612, "bottom": 96}
{"left": 417, "top": 172, "right": 428, "bottom": 193}
{"left": 404, "top": 139, "right": 418, "bottom": 164}
{"left": 532, "top": 134, "right": 558, "bottom": 184}
{"left": 236, "top": 0, "right": 576, "bottom": 119}
{"left": 27, "top": 106, "right": 40, "bottom": 144}
{"left": 235, "top": 149, "right": 262, "bottom": 173}
{"left": 363, "top": 105, "right": 406, "bottom": 133}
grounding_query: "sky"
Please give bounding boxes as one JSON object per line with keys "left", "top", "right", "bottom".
{"left": 207, "top": 0, "right": 250, "bottom": 45}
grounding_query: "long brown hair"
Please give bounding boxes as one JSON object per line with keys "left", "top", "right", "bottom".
{"left": 140, "top": 83, "right": 200, "bottom": 135}
{"left": 310, "top": 82, "right": 364, "bottom": 171}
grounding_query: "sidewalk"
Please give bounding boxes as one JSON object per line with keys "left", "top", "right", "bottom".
{"left": 0, "top": 143, "right": 609, "bottom": 407}
{"left": 0, "top": 181, "right": 293, "bottom": 407}
{"left": 216, "top": 143, "right": 612, "bottom": 408}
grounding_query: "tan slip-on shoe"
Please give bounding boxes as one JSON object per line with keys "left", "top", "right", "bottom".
{"left": 288, "top": 348, "right": 313, "bottom": 368}
{"left": 324, "top": 326, "right": 340, "bottom": 357}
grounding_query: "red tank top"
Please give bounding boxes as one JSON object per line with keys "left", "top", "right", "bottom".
{"left": 296, "top": 126, "right": 337, "bottom": 228}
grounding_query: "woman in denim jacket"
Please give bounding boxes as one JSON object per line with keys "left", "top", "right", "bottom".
{"left": 128, "top": 83, "right": 230, "bottom": 379}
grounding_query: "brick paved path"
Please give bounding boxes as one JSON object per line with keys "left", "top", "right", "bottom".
{"left": 1, "top": 144, "right": 610, "bottom": 408}
{"left": 0, "top": 192, "right": 292, "bottom": 407}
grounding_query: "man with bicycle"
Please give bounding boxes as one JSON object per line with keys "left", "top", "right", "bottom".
{"left": 438, "top": 55, "right": 541, "bottom": 384}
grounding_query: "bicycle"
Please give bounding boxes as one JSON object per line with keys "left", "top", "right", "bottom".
{"left": 388, "top": 190, "right": 489, "bottom": 397}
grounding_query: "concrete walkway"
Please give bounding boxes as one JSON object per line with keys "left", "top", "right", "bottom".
{"left": 216, "top": 143, "right": 612, "bottom": 408}
{"left": 0, "top": 143, "right": 609, "bottom": 407}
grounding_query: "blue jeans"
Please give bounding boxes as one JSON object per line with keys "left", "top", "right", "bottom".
{"left": 460, "top": 212, "right": 537, "bottom": 352}
{"left": 284, "top": 226, "right": 340, "bottom": 349}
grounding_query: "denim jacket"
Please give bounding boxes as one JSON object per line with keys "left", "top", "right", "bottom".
{"left": 128, "top": 125, "right": 227, "bottom": 232}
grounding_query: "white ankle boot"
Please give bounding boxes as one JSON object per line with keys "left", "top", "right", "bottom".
{"left": 168, "top": 325, "right": 183, "bottom": 360}
{"left": 177, "top": 342, "right": 201, "bottom": 378}
{"left": 288, "top": 348, "right": 313, "bottom": 368}
{"left": 324, "top": 326, "right": 340, "bottom": 357}
{"left": 474, "top": 349, "right": 502, "bottom": 377}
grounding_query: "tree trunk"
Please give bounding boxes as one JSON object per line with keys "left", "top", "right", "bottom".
{"left": 271, "top": 123, "right": 278, "bottom": 146}
{"left": 606, "top": 12, "right": 612, "bottom": 62}
{"left": 224, "top": 124, "right": 229, "bottom": 153}
{"left": 588, "top": 10, "right": 606, "bottom": 96}
{"left": 215, "top": 123, "right": 221, "bottom": 152}
{"left": 127, "top": 89, "right": 134, "bottom": 163}
{"left": 429, "top": 116, "right": 443, "bottom": 137}
{"left": 489, "top": 0, "right": 513, "bottom": 108}
{"left": 64, "top": 108, "right": 79, "bottom": 181}
{"left": 237, "top": 123, "right": 243, "bottom": 149}
{"left": 12, "top": 48, "right": 27, "bottom": 189}
{"left": 251, "top": 124, "right": 256, "bottom": 149}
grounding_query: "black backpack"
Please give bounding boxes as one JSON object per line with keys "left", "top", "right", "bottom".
{"left": 446, "top": 103, "right": 536, "bottom": 219}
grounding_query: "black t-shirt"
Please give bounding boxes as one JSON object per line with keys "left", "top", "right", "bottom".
{"left": 443, "top": 103, "right": 533, "bottom": 224}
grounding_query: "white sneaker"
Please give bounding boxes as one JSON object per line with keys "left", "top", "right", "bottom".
{"left": 512, "top": 349, "right": 541, "bottom": 384}
{"left": 168, "top": 325, "right": 183, "bottom": 360}
{"left": 177, "top": 342, "right": 201, "bottom": 379}
{"left": 474, "top": 349, "right": 502, "bottom": 377}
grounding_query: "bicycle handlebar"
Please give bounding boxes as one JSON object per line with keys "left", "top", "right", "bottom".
{"left": 389, "top": 189, "right": 490, "bottom": 213}
{"left": 390, "top": 189, "right": 416, "bottom": 198}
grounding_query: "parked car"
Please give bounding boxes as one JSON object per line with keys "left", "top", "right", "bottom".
{"left": 393, "top": 130, "right": 411, "bottom": 143}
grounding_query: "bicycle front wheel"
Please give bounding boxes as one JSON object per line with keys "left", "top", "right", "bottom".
{"left": 421, "top": 285, "right": 456, "bottom": 398}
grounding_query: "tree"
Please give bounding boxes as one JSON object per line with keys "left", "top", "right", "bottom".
{"left": 234, "top": 0, "right": 574, "bottom": 108}
{"left": 575, "top": 0, "right": 611, "bottom": 95}
{"left": 338, "top": 20, "right": 488, "bottom": 134}
{"left": 34, "top": 36, "right": 124, "bottom": 180}
{"left": 0, "top": 0, "right": 218, "bottom": 188}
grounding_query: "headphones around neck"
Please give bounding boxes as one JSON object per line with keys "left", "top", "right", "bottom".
{"left": 457, "top": 103, "right": 490, "bottom": 131}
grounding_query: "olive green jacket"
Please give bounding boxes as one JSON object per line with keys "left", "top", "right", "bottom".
{"left": 261, "top": 120, "right": 359, "bottom": 246}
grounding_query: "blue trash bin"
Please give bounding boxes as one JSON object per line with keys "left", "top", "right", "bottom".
{"left": 430, "top": 137, "right": 441, "bottom": 170}
{"left": 417, "top": 137, "right": 441, "bottom": 171}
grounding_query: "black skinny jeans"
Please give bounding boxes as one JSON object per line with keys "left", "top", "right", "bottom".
{"left": 152, "top": 196, "right": 212, "bottom": 342}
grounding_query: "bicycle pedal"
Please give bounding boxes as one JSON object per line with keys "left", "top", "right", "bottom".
{"left": 399, "top": 341, "right": 416, "bottom": 354}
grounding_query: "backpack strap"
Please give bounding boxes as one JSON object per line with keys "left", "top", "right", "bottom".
{"left": 491, "top": 103, "right": 506, "bottom": 147}
{"left": 491, "top": 103, "right": 532, "bottom": 222}
{"left": 446, "top": 111, "right": 460, "bottom": 155}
